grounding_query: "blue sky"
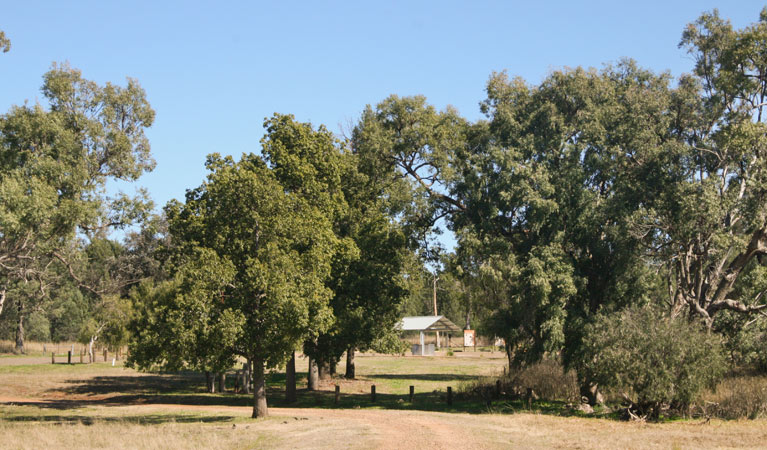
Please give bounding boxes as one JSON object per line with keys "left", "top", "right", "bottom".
{"left": 2, "top": 1, "right": 766, "bottom": 246}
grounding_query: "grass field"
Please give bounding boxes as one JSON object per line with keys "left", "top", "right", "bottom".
{"left": 1, "top": 350, "right": 766, "bottom": 449}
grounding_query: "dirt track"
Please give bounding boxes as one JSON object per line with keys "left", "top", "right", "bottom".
{"left": 4, "top": 395, "right": 767, "bottom": 449}
{"left": 0, "top": 395, "right": 484, "bottom": 449}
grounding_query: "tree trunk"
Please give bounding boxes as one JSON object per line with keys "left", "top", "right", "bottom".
{"left": 244, "top": 360, "right": 252, "bottom": 394}
{"left": 307, "top": 357, "right": 319, "bottom": 391}
{"left": 329, "top": 359, "right": 337, "bottom": 376}
{"left": 88, "top": 336, "right": 96, "bottom": 363}
{"left": 251, "top": 357, "right": 268, "bottom": 418}
{"left": 0, "top": 288, "right": 6, "bottom": 317}
{"left": 465, "top": 309, "right": 471, "bottom": 330}
{"left": 15, "top": 301, "right": 24, "bottom": 354}
{"left": 580, "top": 380, "right": 604, "bottom": 406}
{"left": 218, "top": 372, "right": 226, "bottom": 393}
{"left": 345, "top": 347, "right": 356, "bottom": 379}
{"left": 505, "top": 340, "right": 513, "bottom": 371}
{"left": 285, "top": 352, "right": 297, "bottom": 403}
{"left": 205, "top": 372, "right": 214, "bottom": 393}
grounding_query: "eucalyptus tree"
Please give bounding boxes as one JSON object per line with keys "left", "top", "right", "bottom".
{"left": 0, "top": 63, "right": 155, "bottom": 351}
{"left": 626, "top": 8, "right": 767, "bottom": 326}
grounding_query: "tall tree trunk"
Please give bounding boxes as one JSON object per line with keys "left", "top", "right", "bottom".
{"left": 345, "top": 347, "right": 356, "bottom": 379}
{"left": 88, "top": 335, "right": 96, "bottom": 363}
{"left": 307, "top": 357, "right": 319, "bottom": 391}
{"left": 285, "top": 352, "right": 297, "bottom": 403}
{"left": 329, "top": 359, "right": 337, "bottom": 376}
{"left": 218, "top": 372, "right": 226, "bottom": 393}
{"left": 242, "top": 359, "right": 252, "bottom": 394}
{"left": 205, "top": 372, "right": 214, "bottom": 393}
{"left": 251, "top": 357, "right": 268, "bottom": 418}
{"left": 15, "top": 301, "right": 24, "bottom": 354}
{"left": 0, "top": 287, "right": 6, "bottom": 317}
{"left": 505, "top": 341, "right": 513, "bottom": 372}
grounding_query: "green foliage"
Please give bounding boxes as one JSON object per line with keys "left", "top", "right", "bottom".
{"left": 574, "top": 306, "right": 727, "bottom": 418}
{"left": 0, "top": 62, "right": 155, "bottom": 351}
{"left": 131, "top": 116, "right": 343, "bottom": 387}
{"left": 128, "top": 252, "right": 242, "bottom": 373}
{"left": 24, "top": 311, "right": 50, "bottom": 342}
{"left": 367, "top": 329, "right": 408, "bottom": 355}
{"left": 714, "top": 309, "right": 767, "bottom": 372}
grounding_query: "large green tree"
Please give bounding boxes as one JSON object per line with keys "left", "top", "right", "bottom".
{"left": 629, "top": 8, "right": 767, "bottom": 325}
{"left": 0, "top": 63, "right": 154, "bottom": 352}
{"left": 131, "top": 146, "right": 337, "bottom": 418}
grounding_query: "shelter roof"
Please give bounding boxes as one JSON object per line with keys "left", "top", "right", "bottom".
{"left": 398, "top": 315, "right": 462, "bottom": 332}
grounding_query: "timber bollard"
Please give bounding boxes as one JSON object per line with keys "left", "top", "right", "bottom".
{"left": 496, "top": 380, "right": 502, "bottom": 398}
{"left": 103, "top": 349, "right": 107, "bottom": 362}
{"left": 80, "top": 350, "right": 83, "bottom": 364}
{"left": 409, "top": 385, "right": 414, "bottom": 402}
{"left": 67, "top": 350, "right": 71, "bottom": 364}
{"left": 371, "top": 385, "right": 376, "bottom": 402}
{"left": 447, "top": 387, "right": 453, "bottom": 406}
{"left": 335, "top": 385, "right": 340, "bottom": 405}
{"left": 51, "top": 352, "right": 55, "bottom": 364}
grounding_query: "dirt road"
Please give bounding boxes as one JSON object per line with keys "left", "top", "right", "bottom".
{"left": 3, "top": 395, "right": 767, "bottom": 449}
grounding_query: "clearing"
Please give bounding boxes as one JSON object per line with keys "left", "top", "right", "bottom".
{"left": 1, "top": 350, "right": 765, "bottom": 449}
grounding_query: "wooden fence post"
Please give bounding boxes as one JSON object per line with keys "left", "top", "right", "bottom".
{"left": 335, "top": 385, "right": 340, "bottom": 405}
{"left": 51, "top": 352, "right": 55, "bottom": 364}
{"left": 496, "top": 380, "right": 502, "bottom": 398}
{"left": 371, "top": 385, "right": 376, "bottom": 402}
{"left": 447, "top": 387, "right": 453, "bottom": 406}
{"left": 103, "top": 349, "right": 107, "bottom": 362}
{"left": 67, "top": 350, "right": 71, "bottom": 364}
{"left": 409, "top": 385, "right": 414, "bottom": 402}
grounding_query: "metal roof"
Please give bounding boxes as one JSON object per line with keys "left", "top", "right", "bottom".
{"left": 398, "top": 315, "right": 462, "bottom": 332}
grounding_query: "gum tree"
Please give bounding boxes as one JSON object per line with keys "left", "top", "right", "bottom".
{"left": 0, "top": 63, "right": 154, "bottom": 352}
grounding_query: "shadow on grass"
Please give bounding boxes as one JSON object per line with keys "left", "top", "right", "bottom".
{"left": 7, "top": 370, "right": 596, "bottom": 418}
{"left": 368, "top": 373, "right": 479, "bottom": 382}
{"left": 58, "top": 372, "right": 205, "bottom": 396}
{"left": 3, "top": 413, "right": 236, "bottom": 425}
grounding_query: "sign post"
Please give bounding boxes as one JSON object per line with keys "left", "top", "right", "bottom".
{"left": 463, "top": 329, "right": 475, "bottom": 352}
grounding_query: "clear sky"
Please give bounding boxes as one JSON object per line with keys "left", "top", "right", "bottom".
{"left": 2, "top": 1, "right": 766, "bottom": 244}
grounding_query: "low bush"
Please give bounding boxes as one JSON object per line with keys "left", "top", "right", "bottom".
{"left": 573, "top": 305, "right": 727, "bottom": 420}
{"left": 459, "top": 358, "right": 579, "bottom": 403}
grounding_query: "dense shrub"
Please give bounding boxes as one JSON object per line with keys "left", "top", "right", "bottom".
{"left": 574, "top": 306, "right": 726, "bottom": 419}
